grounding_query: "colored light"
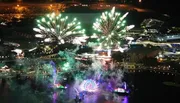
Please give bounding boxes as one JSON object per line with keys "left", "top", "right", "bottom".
{"left": 80, "top": 79, "right": 98, "bottom": 92}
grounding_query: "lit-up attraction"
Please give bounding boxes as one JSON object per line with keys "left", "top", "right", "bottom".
{"left": 80, "top": 79, "right": 98, "bottom": 92}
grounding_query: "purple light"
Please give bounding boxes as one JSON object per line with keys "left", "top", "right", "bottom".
{"left": 53, "top": 92, "right": 58, "bottom": 103}
{"left": 124, "top": 82, "right": 127, "bottom": 90}
{"left": 123, "top": 96, "right": 129, "bottom": 103}
{"left": 50, "top": 61, "right": 57, "bottom": 85}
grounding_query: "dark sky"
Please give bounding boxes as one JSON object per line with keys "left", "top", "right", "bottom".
{"left": 141, "top": 0, "right": 179, "bottom": 16}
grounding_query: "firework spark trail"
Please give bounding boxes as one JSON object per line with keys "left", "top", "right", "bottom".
{"left": 92, "top": 7, "right": 134, "bottom": 49}
{"left": 33, "top": 12, "right": 86, "bottom": 44}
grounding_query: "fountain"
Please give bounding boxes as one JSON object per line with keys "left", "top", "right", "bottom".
{"left": 67, "top": 57, "right": 129, "bottom": 102}
{"left": 49, "top": 61, "right": 57, "bottom": 85}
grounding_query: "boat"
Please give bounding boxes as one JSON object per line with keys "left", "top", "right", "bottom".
{"left": 113, "top": 87, "right": 129, "bottom": 95}
{"left": 113, "top": 82, "right": 129, "bottom": 95}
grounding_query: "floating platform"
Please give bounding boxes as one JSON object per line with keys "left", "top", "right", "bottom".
{"left": 113, "top": 88, "right": 129, "bottom": 96}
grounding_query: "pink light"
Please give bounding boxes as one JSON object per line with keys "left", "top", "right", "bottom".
{"left": 54, "top": 83, "right": 66, "bottom": 89}
{"left": 54, "top": 83, "right": 61, "bottom": 88}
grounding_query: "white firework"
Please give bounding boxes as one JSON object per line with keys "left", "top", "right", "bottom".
{"left": 92, "top": 7, "right": 135, "bottom": 49}
{"left": 33, "top": 13, "right": 86, "bottom": 44}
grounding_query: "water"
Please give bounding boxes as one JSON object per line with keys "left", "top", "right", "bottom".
{"left": 1, "top": 51, "right": 179, "bottom": 103}
{"left": 0, "top": 71, "right": 179, "bottom": 103}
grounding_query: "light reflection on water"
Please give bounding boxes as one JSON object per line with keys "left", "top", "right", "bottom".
{"left": 65, "top": 89, "right": 129, "bottom": 103}
{"left": 0, "top": 14, "right": 25, "bottom": 22}
{"left": 61, "top": 84, "right": 129, "bottom": 103}
{"left": 123, "top": 96, "right": 128, "bottom": 103}
{"left": 82, "top": 93, "right": 128, "bottom": 103}
{"left": 53, "top": 92, "right": 58, "bottom": 103}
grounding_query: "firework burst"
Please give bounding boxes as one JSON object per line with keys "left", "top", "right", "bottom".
{"left": 33, "top": 13, "right": 86, "bottom": 44}
{"left": 92, "top": 7, "right": 134, "bottom": 49}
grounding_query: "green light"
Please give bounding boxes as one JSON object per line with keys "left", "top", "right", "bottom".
{"left": 74, "top": 18, "right": 77, "bottom": 21}
{"left": 108, "top": 13, "right": 111, "bottom": 17}
{"left": 76, "top": 26, "right": 81, "bottom": 29}
{"left": 47, "top": 22, "right": 50, "bottom": 25}
{"left": 122, "top": 30, "right": 126, "bottom": 32}
{"left": 42, "top": 18, "right": 45, "bottom": 22}
{"left": 34, "top": 11, "right": 90, "bottom": 45}
{"left": 62, "top": 62, "right": 70, "bottom": 71}
{"left": 51, "top": 12, "right": 55, "bottom": 17}
{"left": 123, "top": 20, "right": 126, "bottom": 23}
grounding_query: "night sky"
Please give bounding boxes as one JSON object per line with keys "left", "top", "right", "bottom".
{"left": 0, "top": 0, "right": 179, "bottom": 18}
